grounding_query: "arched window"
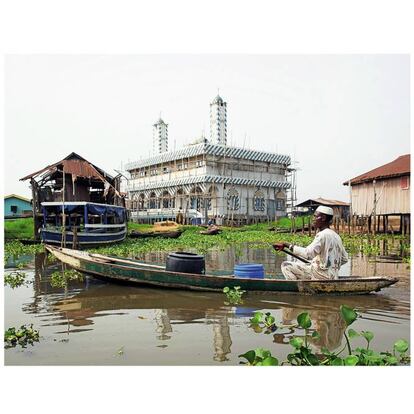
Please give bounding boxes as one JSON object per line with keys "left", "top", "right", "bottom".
{"left": 149, "top": 192, "right": 157, "bottom": 209}
{"left": 138, "top": 194, "right": 145, "bottom": 210}
{"left": 253, "top": 190, "right": 265, "bottom": 212}
{"left": 190, "top": 186, "right": 203, "bottom": 211}
{"left": 276, "top": 190, "right": 285, "bottom": 211}
{"left": 176, "top": 188, "right": 185, "bottom": 209}
{"left": 227, "top": 188, "right": 240, "bottom": 211}
{"left": 131, "top": 194, "right": 139, "bottom": 210}
{"left": 207, "top": 185, "right": 218, "bottom": 211}
{"left": 162, "top": 191, "right": 171, "bottom": 209}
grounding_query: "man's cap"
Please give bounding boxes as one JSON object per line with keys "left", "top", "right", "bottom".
{"left": 315, "top": 205, "right": 334, "bottom": 216}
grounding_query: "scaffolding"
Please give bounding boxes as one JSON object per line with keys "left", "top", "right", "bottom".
{"left": 285, "top": 166, "right": 297, "bottom": 218}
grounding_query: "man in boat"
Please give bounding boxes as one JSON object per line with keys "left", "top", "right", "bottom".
{"left": 273, "top": 206, "right": 348, "bottom": 280}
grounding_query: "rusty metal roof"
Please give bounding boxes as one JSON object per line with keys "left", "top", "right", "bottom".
{"left": 344, "top": 154, "right": 410, "bottom": 186}
{"left": 20, "top": 152, "right": 113, "bottom": 182}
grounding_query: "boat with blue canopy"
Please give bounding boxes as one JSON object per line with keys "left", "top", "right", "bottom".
{"left": 40, "top": 201, "right": 127, "bottom": 246}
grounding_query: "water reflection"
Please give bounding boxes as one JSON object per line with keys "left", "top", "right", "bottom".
{"left": 4, "top": 241, "right": 410, "bottom": 365}
{"left": 49, "top": 281, "right": 409, "bottom": 361}
{"left": 279, "top": 307, "right": 346, "bottom": 351}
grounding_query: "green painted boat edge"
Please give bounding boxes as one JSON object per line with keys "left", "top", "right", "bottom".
{"left": 45, "top": 245, "right": 399, "bottom": 295}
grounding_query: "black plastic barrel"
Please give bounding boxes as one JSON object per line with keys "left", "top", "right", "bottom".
{"left": 166, "top": 252, "right": 206, "bottom": 274}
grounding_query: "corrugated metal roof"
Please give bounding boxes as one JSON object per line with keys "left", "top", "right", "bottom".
{"left": 129, "top": 175, "right": 290, "bottom": 192}
{"left": 344, "top": 154, "right": 410, "bottom": 185}
{"left": 20, "top": 152, "right": 114, "bottom": 181}
{"left": 125, "top": 143, "right": 291, "bottom": 170}
{"left": 60, "top": 159, "right": 103, "bottom": 179}
{"left": 296, "top": 198, "right": 349, "bottom": 207}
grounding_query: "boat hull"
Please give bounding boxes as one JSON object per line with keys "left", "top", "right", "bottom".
{"left": 45, "top": 245, "right": 399, "bottom": 295}
{"left": 41, "top": 229, "right": 127, "bottom": 246}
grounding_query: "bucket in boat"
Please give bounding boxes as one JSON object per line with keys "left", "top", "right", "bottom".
{"left": 166, "top": 252, "right": 205, "bottom": 274}
{"left": 234, "top": 263, "right": 265, "bottom": 279}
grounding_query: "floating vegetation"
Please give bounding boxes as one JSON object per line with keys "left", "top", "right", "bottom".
{"left": 4, "top": 271, "right": 30, "bottom": 288}
{"left": 223, "top": 286, "right": 246, "bottom": 305}
{"left": 50, "top": 269, "right": 84, "bottom": 288}
{"left": 4, "top": 240, "right": 44, "bottom": 262}
{"left": 89, "top": 226, "right": 409, "bottom": 261}
{"left": 240, "top": 305, "right": 410, "bottom": 366}
{"left": 238, "top": 348, "right": 279, "bottom": 366}
{"left": 4, "top": 324, "right": 40, "bottom": 349}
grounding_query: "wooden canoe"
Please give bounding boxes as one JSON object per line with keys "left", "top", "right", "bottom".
{"left": 45, "top": 245, "right": 399, "bottom": 295}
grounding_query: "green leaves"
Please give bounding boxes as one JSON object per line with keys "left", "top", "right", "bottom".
{"left": 4, "top": 324, "right": 40, "bottom": 349}
{"left": 331, "top": 357, "right": 344, "bottom": 366}
{"left": 238, "top": 348, "right": 279, "bottom": 366}
{"left": 340, "top": 305, "right": 358, "bottom": 326}
{"left": 394, "top": 339, "right": 409, "bottom": 354}
{"left": 240, "top": 306, "right": 410, "bottom": 366}
{"left": 4, "top": 271, "right": 29, "bottom": 288}
{"left": 261, "top": 356, "right": 279, "bottom": 366}
{"left": 311, "top": 331, "right": 321, "bottom": 341}
{"left": 297, "top": 312, "right": 312, "bottom": 329}
{"left": 264, "top": 312, "right": 276, "bottom": 327}
{"left": 361, "top": 331, "right": 374, "bottom": 346}
{"left": 223, "top": 285, "right": 245, "bottom": 305}
{"left": 290, "top": 337, "right": 304, "bottom": 349}
{"left": 50, "top": 269, "right": 84, "bottom": 288}
{"left": 344, "top": 355, "right": 359, "bottom": 366}
{"left": 255, "top": 348, "right": 270, "bottom": 360}
{"left": 348, "top": 329, "right": 359, "bottom": 339}
{"left": 239, "top": 350, "right": 256, "bottom": 365}
{"left": 250, "top": 311, "right": 263, "bottom": 324}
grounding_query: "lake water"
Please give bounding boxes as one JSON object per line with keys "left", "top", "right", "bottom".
{"left": 4, "top": 243, "right": 410, "bottom": 365}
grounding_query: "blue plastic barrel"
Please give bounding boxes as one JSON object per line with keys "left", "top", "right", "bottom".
{"left": 234, "top": 263, "right": 265, "bottom": 279}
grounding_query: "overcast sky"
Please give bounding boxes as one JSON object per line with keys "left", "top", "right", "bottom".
{"left": 5, "top": 54, "right": 410, "bottom": 203}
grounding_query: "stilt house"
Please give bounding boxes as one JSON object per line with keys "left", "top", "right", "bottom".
{"left": 343, "top": 154, "right": 410, "bottom": 234}
{"left": 20, "top": 152, "right": 125, "bottom": 239}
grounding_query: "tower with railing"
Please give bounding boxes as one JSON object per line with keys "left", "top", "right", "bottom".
{"left": 153, "top": 117, "right": 168, "bottom": 154}
{"left": 210, "top": 95, "right": 227, "bottom": 145}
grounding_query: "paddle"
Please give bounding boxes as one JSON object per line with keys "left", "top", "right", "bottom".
{"left": 281, "top": 248, "right": 310, "bottom": 264}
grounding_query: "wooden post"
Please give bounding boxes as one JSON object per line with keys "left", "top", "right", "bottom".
{"left": 72, "top": 226, "right": 78, "bottom": 250}
{"left": 372, "top": 179, "right": 377, "bottom": 235}
{"left": 308, "top": 216, "right": 312, "bottom": 236}
{"left": 61, "top": 169, "right": 66, "bottom": 248}
{"left": 302, "top": 216, "right": 305, "bottom": 234}
{"left": 30, "top": 178, "right": 40, "bottom": 241}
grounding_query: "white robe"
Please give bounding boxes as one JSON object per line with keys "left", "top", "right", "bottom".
{"left": 282, "top": 228, "right": 348, "bottom": 280}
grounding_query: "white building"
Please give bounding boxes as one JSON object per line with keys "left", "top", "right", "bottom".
{"left": 125, "top": 96, "right": 291, "bottom": 224}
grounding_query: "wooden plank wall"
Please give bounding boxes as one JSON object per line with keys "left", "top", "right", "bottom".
{"left": 350, "top": 176, "right": 410, "bottom": 216}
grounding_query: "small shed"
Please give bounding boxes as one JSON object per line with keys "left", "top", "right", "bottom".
{"left": 4, "top": 194, "right": 32, "bottom": 219}
{"left": 20, "top": 152, "right": 125, "bottom": 239}
{"left": 343, "top": 154, "right": 410, "bottom": 234}
{"left": 295, "top": 198, "right": 350, "bottom": 219}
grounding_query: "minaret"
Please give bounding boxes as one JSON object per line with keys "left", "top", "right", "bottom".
{"left": 210, "top": 94, "right": 227, "bottom": 145}
{"left": 153, "top": 117, "right": 168, "bottom": 154}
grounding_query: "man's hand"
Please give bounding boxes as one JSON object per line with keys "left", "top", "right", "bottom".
{"left": 273, "top": 242, "right": 290, "bottom": 251}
